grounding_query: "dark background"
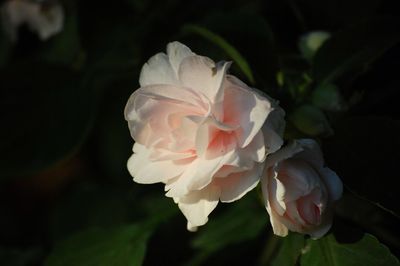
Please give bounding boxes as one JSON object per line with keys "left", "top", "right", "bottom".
{"left": 0, "top": 0, "right": 399, "bottom": 265}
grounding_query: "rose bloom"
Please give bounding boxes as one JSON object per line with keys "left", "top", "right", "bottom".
{"left": 261, "top": 139, "right": 342, "bottom": 238}
{"left": 125, "top": 42, "right": 285, "bottom": 231}
{"left": 1, "top": 0, "right": 64, "bottom": 41}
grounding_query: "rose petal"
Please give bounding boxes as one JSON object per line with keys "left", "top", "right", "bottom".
{"left": 269, "top": 210, "right": 289, "bottom": 237}
{"left": 165, "top": 148, "right": 236, "bottom": 197}
{"left": 239, "top": 131, "right": 266, "bottom": 163}
{"left": 214, "top": 165, "right": 245, "bottom": 178}
{"left": 125, "top": 86, "right": 206, "bottom": 146}
{"left": 264, "top": 170, "right": 286, "bottom": 216}
{"left": 264, "top": 141, "right": 304, "bottom": 169}
{"left": 139, "top": 53, "right": 179, "bottom": 86}
{"left": 187, "top": 221, "right": 198, "bottom": 232}
{"left": 194, "top": 115, "right": 238, "bottom": 158}
{"left": 262, "top": 105, "right": 286, "bottom": 154}
{"left": 148, "top": 148, "right": 195, "bottom": 161}
{"left": 285, "top": 201, "right": 306, "bottom": 226}
{"left": 216, "top": 163, "right": 262, "bottom": 203}
{"left": 127, "top": 144, "right": 193, "bottom": 184}
{"left": 179, "top": 56, "right": 230, "bottom": 110}
{"left": 261, "top": 183, "right": 289, "bottom": 237}
{"left": 224, "top": 75, "right": 273, "bottom": 148}
{"left": 168, "top": 116, "right": 199, "bottom": 152}
{"left": 319, "top": 167, "right": 343, "bottom": 201}
{"left": 297, "top": 189, "right": 323, "bottom": 225}
{"left": 132, "top": 84, "right": 207, "bottom": 109}
{"left": 278, "top": 159, "right": 321, "bottom": 201}
{"left": 176, "top": 185, "right": 221, "bottom": 227}
{"left": 167, "top": 42, "right": 195, "bottom": 75}
{"left": 295, "top": 139, "right": 325, "bottom": 167}
{"left": 307, "top": 214, "right": 333, "bottom": 239}
{"left": 213, "top": 132, "right": 263, "bottom": 178}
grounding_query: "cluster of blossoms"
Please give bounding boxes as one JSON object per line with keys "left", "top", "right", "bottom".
{"left": 124, "top": 42, "right": 342, "bottom": 238}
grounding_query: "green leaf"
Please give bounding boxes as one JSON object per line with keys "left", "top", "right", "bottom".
{"left": 299, "top": 31, "right": 331, "bottom": 61}
{"left": 188, "top": 193, "right": 267, "bottom": 265}
{"left": 313, "top": 17, "right": 400, "bottom": 85}
{"left": 311, "top": 83, "right": 345, "bottom": 111}
{"left": 271, "top": 233, "right": 305, "bottom": 266}
{"left": 300, "top": 234, "right": 400, "bottom": 266}
{"left": 50, "top": 181, "right": 179, "bottom": 241}
{"left": 45, "top": 224, "right": 152, "bottom": 266}
{"left": 324, "top": 116, "right": 400, "bottom": 218}
{"left": 0, "top": 247, "right": 42, "bottom": 266}
{"left": 181, "top": 24, "right": 255, "bottom": 84}
{"left": 50, "top": 183, "right": 134, "bottom": 241}
{"left": 289, "top": 104, "right": 333, "bottom": 136}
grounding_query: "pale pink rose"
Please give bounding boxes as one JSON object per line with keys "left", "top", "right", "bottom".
{"left": 261, "top": 139, "right": 342, "bottom": 238}
{"left": 125, "top": 42, "right": 285, "bottom": 231}
{"left": 1, "top": 0, "right": 64, "bottom": 41}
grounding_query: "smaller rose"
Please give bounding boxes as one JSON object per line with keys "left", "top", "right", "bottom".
{"left": 261, "top": 139, "right": 342, "bottom": 239}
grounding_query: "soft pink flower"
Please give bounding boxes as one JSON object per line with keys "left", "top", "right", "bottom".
{"left": 261, "top": 139, "right": 342, "bottom": 238}
{"left": 125, "top": 42, "right": 285, "bottom": 231}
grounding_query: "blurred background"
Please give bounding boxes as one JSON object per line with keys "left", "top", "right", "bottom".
{"left": 0, "top": 0, "right": 399, "bottom": 265}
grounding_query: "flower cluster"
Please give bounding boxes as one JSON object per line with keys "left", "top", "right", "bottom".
{"left": 124, "top": 42, "right": 342, "bottom": 237}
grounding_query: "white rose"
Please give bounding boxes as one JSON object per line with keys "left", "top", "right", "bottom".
{"left": 261, "top": 139, "right": 342, "bottom": 238}
{"left": 125, "top": 42, "right": 285, "bottom": 231}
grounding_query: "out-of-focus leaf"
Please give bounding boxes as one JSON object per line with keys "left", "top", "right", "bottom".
{"left": 0, "top": 63, "right": 96, "bottom": 179}
{"left": 50, "top": 182, "right": 178, "bottom": 241}
{"left": 188, "top": 193, "right": 267, "bottom": 265}
{"left": 50, "top": 183, "right": 133, "bottom": 241}
{"left": 324, "top": 116, "right": 400, "bottom": 218}
{"left": 45, "top": 224, "right": 152, "bottom": 266}
{"left": 289, "top": 104, "right": 333, "bottom": 136}
{"left": 181, "top": 24, "right": 255, "bottom": 84}
{"left": 313, "top": 17, "right": 400, "bottom": 85}
{"left": 300, "top": 234, "right": 399, "bottom": 266}
{"left": 271, "top": 233, "right": 305, "bottom": 266}
{"left": 311, "top": 83, "right": 345, "bottom": 111}
{"left": 299, "top": 31, "right": 331, "bottom": 61}
{"left": 0, "top": 247, "right": 42, "bottom": 266}
{"left": 0, "top": 19, "right": 12, "bottom": 67}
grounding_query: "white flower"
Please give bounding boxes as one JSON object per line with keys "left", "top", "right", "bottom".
{"left": 1, "top": 0, "right": 64, "bottom": 41}
{"left": 125, "top": 42, "right": 285, "bottom": 231}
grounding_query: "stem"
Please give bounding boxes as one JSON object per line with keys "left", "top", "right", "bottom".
{"left": 286, "top": 0, "right": 307, "bottom": 32}
{"left": 257, "top": 233, "right": 281, "bottom": 265}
